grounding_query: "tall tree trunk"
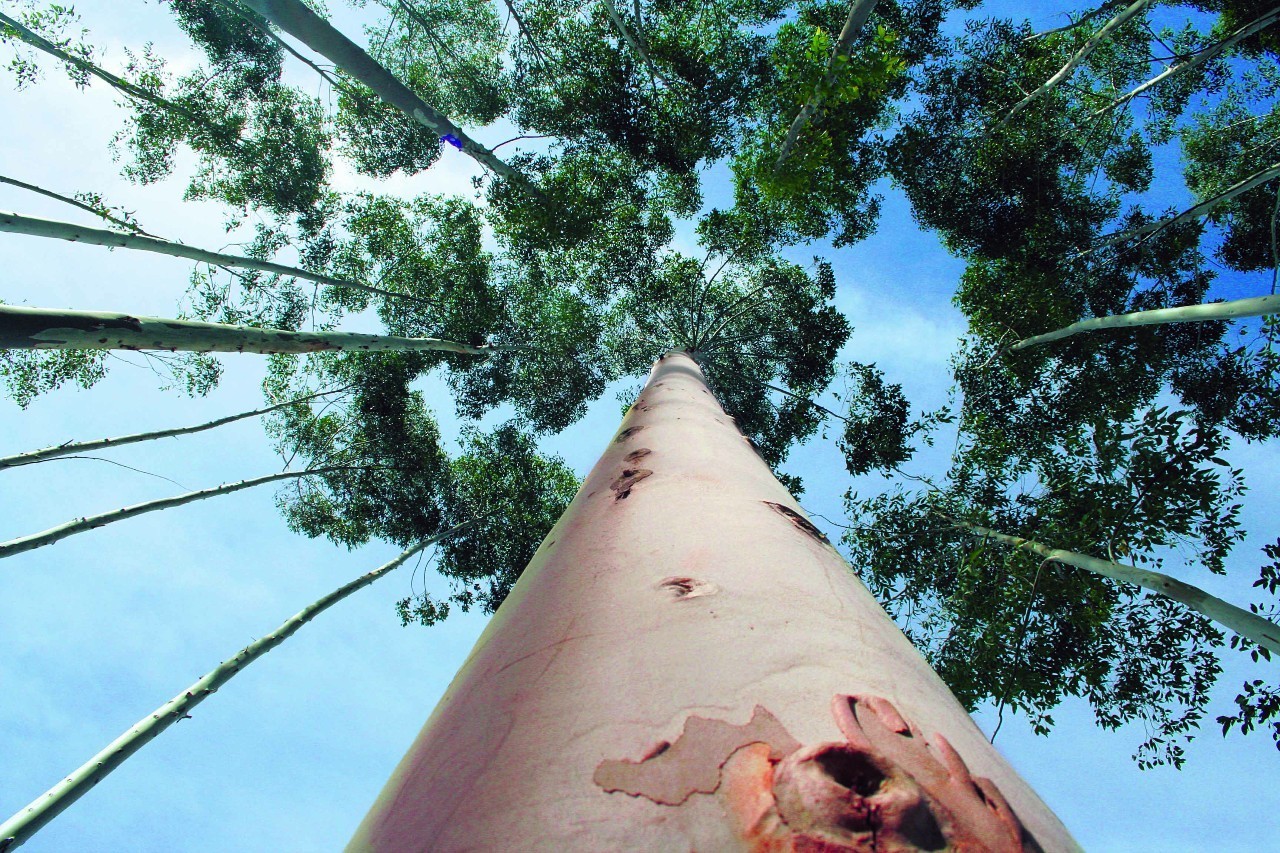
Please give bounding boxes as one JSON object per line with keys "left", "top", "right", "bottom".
{"left": 347, "top": 351, "right": 1076, "bottom": 851}
{"left": 0, "top": 526, "right": 474, "bottom": 852}
{"left": 1008, "top": 293, "right": 1280, "bottom": 350}
{"left": 236, "top": 0, "right": 537, "bottom": 193}
{"left": 0, "top": 211, "right": 418, "bottom": 304}
{"left": 0, "top": 305, "right": 506, "bottom": 357}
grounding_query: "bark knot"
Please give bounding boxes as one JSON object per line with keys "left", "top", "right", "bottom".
{"left": 657, "top": 576, "right": 718, "bottom": 601}
{"left": 616, "top": 425, "right": 646, "bottom": 443}
{"left": 610, "top": 468, "right": 653, "bottom": 501}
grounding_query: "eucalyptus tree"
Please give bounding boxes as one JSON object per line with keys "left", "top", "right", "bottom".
{"left": 7, "top": 0, "right": 1280, "bottom": 845}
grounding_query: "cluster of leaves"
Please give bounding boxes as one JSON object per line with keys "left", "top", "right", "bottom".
{"left": 846, "top": 407, "right": 1248, "bottom": 767}
{"left": 841, "top": 0, "right": 1280, "bottom": 764}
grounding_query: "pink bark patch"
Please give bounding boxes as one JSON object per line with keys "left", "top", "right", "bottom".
{"left": 593, "top": 706, "right": 801, "bottom": 805}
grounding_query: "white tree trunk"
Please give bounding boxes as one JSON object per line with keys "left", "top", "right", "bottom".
{"left": 348, "top": 351, "right": 1076, "bottom": 851}
{"left": 998, "top": 0, "right": 1155, "bottom": 128}
{"left": 1009, "top": 294, "right": 1280, "bottom": 350}
{"left": 237, "top": 0, "right": 534, "bottom": 191}
{"left": 1094, "top": 5, "right": 1280, "bottom": 116}
{"left": 774, "top": 0, "right": 879, "bottom": 171}
{"left": 0, "top": 468, "right": 333, "bottom": 559}
{"left": 958, "top": 523, "right": 1280, "bottom": 655}
{"left": 0, "top": 305, "right": 505, "bottom": 357}
{"left": 0, "top": 211, "right": 416, "bottom": 304}
{"left": 0, "top": 525, "right": 473, "bottom": 851}
{"left": 1094, "top": 161, "right": 1280, "bottom": 250}
{"left": 0, "top": 388, "right": 345, "bottom": 470}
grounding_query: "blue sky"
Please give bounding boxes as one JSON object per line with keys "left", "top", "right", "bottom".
{"left": 1, "top": 2, "right": 1279, "bottom": 850}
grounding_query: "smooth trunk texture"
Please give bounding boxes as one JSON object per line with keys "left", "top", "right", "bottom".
{"left": 348, "top": 351, "right": 1077, "bottom": 851}
{"left": 0, "top": 306, "right": 491, "bottom": 357}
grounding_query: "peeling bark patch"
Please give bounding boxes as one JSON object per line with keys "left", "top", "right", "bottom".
{"left": 615, "top": 425, "right": 646, "bottom": 443}
{"left": 610, "top": 468, "right": 652, "bottom": 501}
{"left": 657, "top": 576, "right": 718, "bottom": 600}
{"left": 593, "top": 706, "right": 801, "bottom": 805}
{"left": 763, "top": 502, "right": 829, "bottom": 544}
{"left": 624, "top": 448, "right": 652, "bottom": 463}
{"left": 751, "top": 695, "right": 1037, "bottom": 852}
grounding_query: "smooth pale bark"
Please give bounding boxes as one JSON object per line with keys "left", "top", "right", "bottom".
{"left": 0, "top": 211, "right": 418, "bottom": 304}
{"left": 958, "top": 523, "right": 1280, "bottom": 656}
{"left": 774, "top": 0, "right": 879, "bottom": 171}
{"left": 0, "top": 468, "right": 332, "bottom": 559}
{"left": 1093, "top": 160, "right": 1280, "bottom": 250}
{"left": 236, "top": 0, "right": 534, "bottom": 191}
{"left": 0, "top": 388, "right": 345, "bottom": 470}
{"left": 1009, "top": 294, "right": 1280, "bottom": 350}
{"left": 0, "top": 305, "right": 503, "bottom": 357}
{"left": 0, "top": 526, "right": 473, "bottom": 852}
{"left": 348, "top": 351, "right": 1075, "bottom": 851}
{"left": 998, "top": 0, "right": 1155, "bottom": 128}
{"left": 1093, "top": 5, "right": 1280, "bottom": 116}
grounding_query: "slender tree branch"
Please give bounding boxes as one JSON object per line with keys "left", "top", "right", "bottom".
{"left": 0, "top": 387, "right": 349, "bottom": 470}
{"left": 0, "top": 11, "right": 238, "bottom": 147}
{"left": 953, "top": 521, "right": 1280, "bottom": 655}
{"left": 0, "top": 211, "right": 424, "bottom": 306}
{"left": 702, "top": 352, "right": 847, "bottom": 422}
{"left": 0, "top": 523, "right": 476, "bottom": 850}
{"left": 1090, "top": 161, "right": 1280, "bottom": 251}
{"left": 0, "top": 175, "right": 152, "bottom": 235}
{"left": 1093, "top": 6, "right": 1280, "bottom": 116}
{"left": 599, "top": 0, "right": 676, "bottom": 89}
{"left": 775, "top": 0, "right": 879, "bottom": 171}
{"left": 1024, "top": 0, "right": 1126, "bottom": 41}
{"left": 998, "top": 0, "right": 1155, "bottom": 128}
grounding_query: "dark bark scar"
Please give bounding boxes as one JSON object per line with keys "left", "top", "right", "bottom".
{"left": 610, "top": 468, "right": 653, "bottom": 500}
{"left": 763, "top": 501, "right": 829, "bottom": 544}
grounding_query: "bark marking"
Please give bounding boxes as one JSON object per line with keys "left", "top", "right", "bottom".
{"left": 657, "top": 576, "right": 718, "bottom": 600}
{"left": 615, "top": 425, "right": 646, "bottom": 443}
{"left": 610, "top": 468, "right": 653, "bottom": 501}
{"left": 593, "top": 706, "right": 801, "bottom": 806}
{"left": 595, "top": 696, "right": 1039, "bottom": 850}
{"left": 624, "top": 448, "right": 653, "bottom": 463}
{"left": 763, "top": 501, "right": 829, "bottom": 544}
